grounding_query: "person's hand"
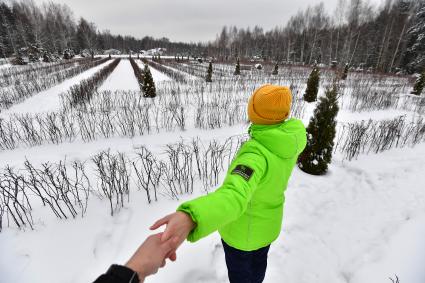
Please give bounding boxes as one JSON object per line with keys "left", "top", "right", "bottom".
{"left": 150, "top": 211, "right": 196, "bottom": 260}
{"left": 125, "top": 233, "right": 177, "bottom": 281}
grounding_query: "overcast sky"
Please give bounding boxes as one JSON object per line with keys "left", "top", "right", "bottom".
{"left": 33, "top": 0, "right": 384, "bottom": 43}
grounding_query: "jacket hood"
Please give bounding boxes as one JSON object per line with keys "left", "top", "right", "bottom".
{"left": 249, "top": 118, "right": 307, "bottom": 159}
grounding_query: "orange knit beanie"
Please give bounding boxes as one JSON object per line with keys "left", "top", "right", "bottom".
{"left": 248, "top": 84, "right": 292, "bottom": 125}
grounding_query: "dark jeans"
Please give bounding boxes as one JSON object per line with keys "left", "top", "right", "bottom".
{"left": 222, "top": 239, "right": 270, "bottom": 283}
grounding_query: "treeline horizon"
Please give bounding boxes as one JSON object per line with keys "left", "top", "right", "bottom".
{"left": 0, "top": 0, "right": 424, "bottom": 74}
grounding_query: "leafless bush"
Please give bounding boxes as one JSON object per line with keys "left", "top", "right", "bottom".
{"left": 146, "top": 60, "right": 188, "bottom": 83}
{"left": 0, "top": 58, "right": 108, "bottom": 112}
{"left": 0, "top": 167, "right": 34, "bottom": 231}
{"left": 335, "top": 116, "right": 425, "bottom": 160}
{"left": 130, "top": 57, "right": 144, "bottom": 91}
{"left": 92, "top": 150, "right": 130, "bottom": 216}
{"left": 0, "top": 159, "right": 90, "bottom": 231}
{"left": 66, "top": 59, "right": 120, "bottom": 106}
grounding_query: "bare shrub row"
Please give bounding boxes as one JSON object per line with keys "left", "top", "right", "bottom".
{"left": 335, "top": 115, "right": 425, "bottom": 161}
{"left": 65, "top": 58, "right": 120, "bottom": 107}
{"left": 0, "top": 57, "right": 109, "bottom": 111}
{"left": 0, "top": 136, "right": 246, "bottom": 231}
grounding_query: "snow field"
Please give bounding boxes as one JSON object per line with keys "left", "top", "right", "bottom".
{"left": 0, "top": 58, "right": 424, "bottom": 283}
{"left": 0, "top": 59, "right": 114, "bottom": 118}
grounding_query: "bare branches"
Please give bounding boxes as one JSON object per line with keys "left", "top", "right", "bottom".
{"left": 0, "top": 58, "right": 109, "bottom": 112}
{"left": 0, "top": 135, "right": 248, "bottom": 232}
{"left": 335, "top": 116, "right": 425, "bottom": 160}
{"left": 92, "top": 150, "right": 130, "bottom": 216}
{"left": 65, "top": 59, "right": 120, "bottom": 107}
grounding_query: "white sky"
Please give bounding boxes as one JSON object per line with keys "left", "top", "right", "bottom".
{"left": 32, "top": 0, "right": 384, "bottom": 43}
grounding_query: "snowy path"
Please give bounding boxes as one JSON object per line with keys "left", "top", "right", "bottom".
{"left": 98, "top": 59, "right": 140, "bottom": 92}
{"left": 0, "top": 138, "right": 424, "bottom": 283}
{"left": 0, "top": 60, "right": 113, "bottom": 118}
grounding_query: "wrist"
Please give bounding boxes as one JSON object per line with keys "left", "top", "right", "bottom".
{"left": 178, "top": 211, "right": 196, "bottom": 230}
{"left": 125, "top": 261, "right": 146, "bottom": 281}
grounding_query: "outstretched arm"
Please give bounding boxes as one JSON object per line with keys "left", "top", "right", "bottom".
{"left": 93, "top": 233, "right": 177, "bottom": 283}
{"left": 150, "top": 151, "right": 266, "bottom": 255}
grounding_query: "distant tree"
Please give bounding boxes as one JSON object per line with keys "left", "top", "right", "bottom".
{"left": 341, "top": 63, "right": 349, "bottom": 80}
{"left": 75, "top": 18, "right": 97, "bottom": 55}
{"left": 42, "top": 52, "right": 50, "bottom": 62}
{"left": 142, "top": 64, "right": 156, "bottom": 98}
{"left": 412, "top": 71, "right": 425, "bottom": 95}
{"left": 272, "top": 63, "right": 279, "bottom": 75}
{"left": 402, "top": 3, "right": 425, "bottom": 73}
{"left": 234, "top": 57, "right": 241, "bottom": 75}
{"left": 298, "top": 84, "right": 339, "bottom": 175}
{"left": 206, "top": 61, "right": 213, "bottom": 82}
{"left": 304, "top": 64, "right": 320, "bottom": 102}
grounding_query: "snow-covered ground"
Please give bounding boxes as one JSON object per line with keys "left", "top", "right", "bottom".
{"left": 0, "top": 60, "right": 113, "bottom": 118}
{"left": 0, "top": 59, "right": 424, "bottom": 283}
{"left": 1, "top": 141, "right": 424, "bottom": 283}
{"left": 99, "top": 59, "right": 140, "bottom": 91}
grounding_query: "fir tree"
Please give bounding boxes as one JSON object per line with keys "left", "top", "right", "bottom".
{"left": 341, "top": 63, "right": 349, "bottom": 80}
{"left": 142, "top": 64, "right": 156, "bottom": 98}
{"left": 304, "top": 65, "right": 320, "bottom": 102}
{"left": 206, "top": 61, "right": 213, "bottom": 82}
{"left": 298, "top": 85, "right": 339, "bottom": 175}
{"left": 402, "top": 4, "right": 425, "bottom": 73}
{"left": 412, "top": 71, "right": 425, "bottom": 96}
{"left": 272, "top": 63, "right": 279, "bottom": 75}
{"left": 234, "top": 57, "right": 241, "bottom": 75}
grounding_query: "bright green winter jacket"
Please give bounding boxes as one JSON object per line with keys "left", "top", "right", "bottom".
{"left": 177, "top": 118, "right": 307, "bottom": 251}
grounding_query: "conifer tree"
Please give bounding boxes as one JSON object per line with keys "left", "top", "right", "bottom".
{"left": 341, "top": 63, "right": 349, "bottom": 80}
{"left": 298, "top": 84, "right": 339, "bottom": 175}
{"left": 272, "top": 63, "right": 279, "bottom": 75}
{"left": 234, "top": 57, "right": 241, "bottom": 75}
{"left": 304, "top": 64, "right": 320, "bottom": 102}
{"left": 206, "top": 61, "right": 213, "bottom": 82}
{"left": 411, "top": 71, "right": 425, "bottom": 96}
{"left": 142, "top": 63, "right": 156, "bottom": 98}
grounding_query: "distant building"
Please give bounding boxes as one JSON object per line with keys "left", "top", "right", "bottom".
{"left": 104, "top": 49, "right": 121, "bottom": 55}
{"left": 140, "top": 48, "right": 167, "bottom": 56}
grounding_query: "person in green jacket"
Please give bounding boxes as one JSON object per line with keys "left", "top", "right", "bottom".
{"left": 150, "top": 84, "right": 307, "bottom": 283}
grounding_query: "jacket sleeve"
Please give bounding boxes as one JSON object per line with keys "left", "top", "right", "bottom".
{"left": 93, "top": 265, "right": 139, "bottom": 283}
{"left": 177, "top": 151, "right": 267, "bottom": 242}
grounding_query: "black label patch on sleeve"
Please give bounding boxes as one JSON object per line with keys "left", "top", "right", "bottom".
{"left": 231, "top": 165, "right": 254, "bottom": 181}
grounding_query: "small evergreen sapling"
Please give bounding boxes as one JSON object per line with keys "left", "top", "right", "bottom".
{"left": 411, "top": 71, "right": 425, "bottom": 96}
{"left": 272, "top": 63, "right": 279, "bottom": 75}
{"left": 234, "top": 57, "right": 241, "bottom": 75}
{"left": 341, "top": 63, "right": 349, "bottom": 80}
{"left": 298, "top": 84, "right": 339, "bottom": 175}
{"left": 304, "top": 64, "right": 320, "bottom": 102}
{"left": 206, "top": 61, "right": 213, "bottom": 82}
{"left": 142, "top": 64, "right": 156, "bottom": 98}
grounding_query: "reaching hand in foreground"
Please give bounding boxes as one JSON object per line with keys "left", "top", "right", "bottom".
{"left": 150, "top": 211, "right": 196, "bottom": 260}
{"left": 125, "top": 233, "right": 178, "bottom": 282}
